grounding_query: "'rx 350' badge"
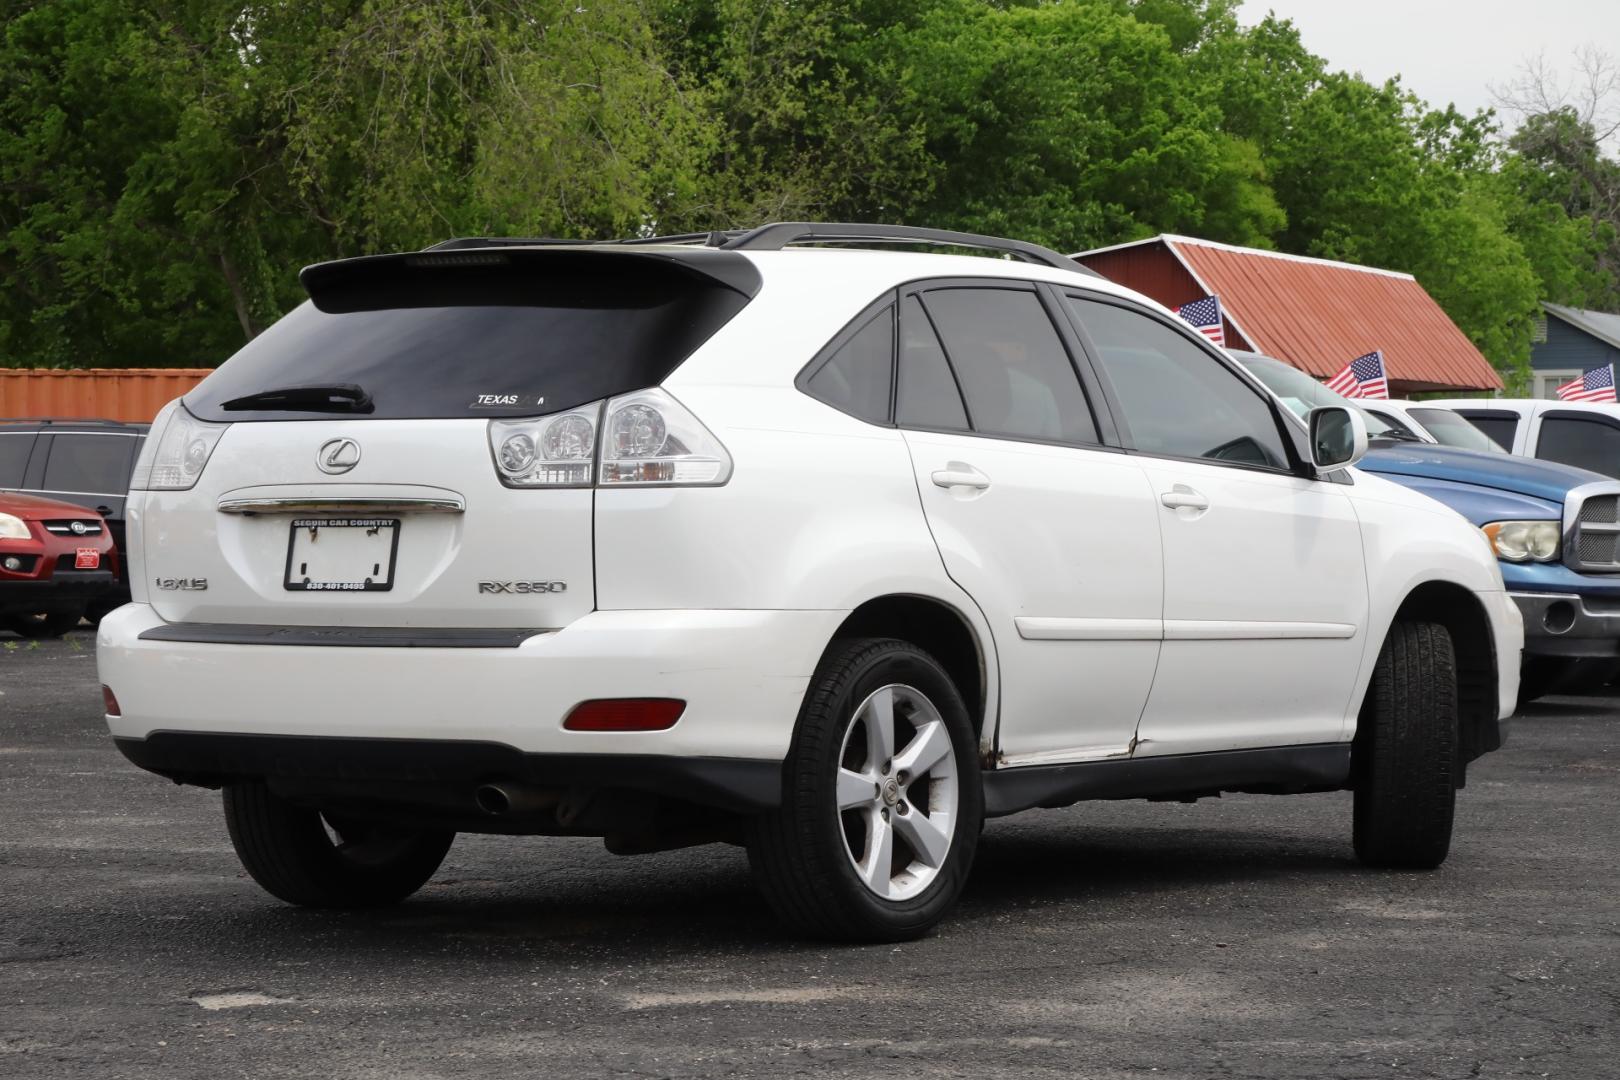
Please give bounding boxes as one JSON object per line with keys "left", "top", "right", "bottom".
{"left": 478, "top": 581, "right": 567, "bottom": 594}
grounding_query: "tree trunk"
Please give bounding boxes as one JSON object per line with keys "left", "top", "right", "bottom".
{"left": 218, "top": 252, "right": 259, "bottom": 341}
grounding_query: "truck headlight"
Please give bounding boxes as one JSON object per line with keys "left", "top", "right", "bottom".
{"left": 1482, "top": 521, "right": 1560, "bottom": 562}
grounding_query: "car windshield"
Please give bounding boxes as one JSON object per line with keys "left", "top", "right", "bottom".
{"left": 1407, "top": 408, "right": 1504, "bottom": 453}
{"left": 1232, "top": 354, "right": 1405, "bottom": 438}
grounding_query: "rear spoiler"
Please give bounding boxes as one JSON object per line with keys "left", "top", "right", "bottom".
{"left": 298, "top": 247, "right": 764, "bottom": 313}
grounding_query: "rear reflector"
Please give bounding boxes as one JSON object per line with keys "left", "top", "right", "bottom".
{"left": 101, "top": 685, "right": 121, "bottom": 717}
{"left": 563, "top": 698, "right": 685, "bottom": 732}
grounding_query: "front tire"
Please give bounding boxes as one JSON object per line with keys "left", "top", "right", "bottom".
{"left": 223, "top": 781, "right": 454, "bottom": 907}
{"left": 1353, "top": 620, "right": 1458, "bottom": 869}
{"left": 747, "top": 637, "right": 983, "bottom": 942}
{"left": 5, "top": 606, "right": 85, "bottom": 638}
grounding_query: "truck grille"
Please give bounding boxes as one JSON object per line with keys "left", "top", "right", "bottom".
{"left": 1567, "top": 488, "right": 1620, "bottom": 572}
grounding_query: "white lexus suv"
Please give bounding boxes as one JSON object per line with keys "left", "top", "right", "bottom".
{"left": 98, "top": 223, "right": 1522, "bottom": 941}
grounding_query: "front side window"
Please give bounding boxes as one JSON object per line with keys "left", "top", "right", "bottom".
{"left": 1534, "top": 416, "right": 1620, "bottom": 479}
{"left": 805, "top": 306, "right": 894, "bottom": 424}
{"left": 1457, "top": 412, "right": 1519, "bottom": 451}
{"left": 41, "top": 435, "right": 136, "bottom": 495}
{"left": 1407, "top": 408, "right": 1502, "bottom": 453}
{"left": 921, "top": 288, "right": 1097, "bottom": 444}
{"left": 1070, "top": 299, "right": 1289, "bottom": 470}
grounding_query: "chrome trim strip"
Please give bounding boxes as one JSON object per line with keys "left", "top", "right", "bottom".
{"left": 1012, "top": 617, "right": 1355, "bottom": 642}
{"left": 1164, "top": 619, "right": 1357, "bottom": 641}
{"left": 217, "top": 497, "right": 465, "bottom": 515}
{"left": 1014, "top": 617, "right": 1161, "bottom": 641}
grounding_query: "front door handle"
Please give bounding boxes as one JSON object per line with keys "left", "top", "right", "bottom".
{"left": 1160, "top": 486, "right": 1209, "bottom": 511}
{"left": 932, "top": 464, "right": 991, "bottom": 491}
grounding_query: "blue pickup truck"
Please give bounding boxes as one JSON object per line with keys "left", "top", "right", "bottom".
{"left": 1237, "top": 353, "right": 1620, "bottom": 701}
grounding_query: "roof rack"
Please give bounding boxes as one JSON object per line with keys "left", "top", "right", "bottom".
{"left": 717, "top": 222, "right": 1103, "bottom": 276}
{"left": 422, "top": 222, "right": 1102, "bottom": 277}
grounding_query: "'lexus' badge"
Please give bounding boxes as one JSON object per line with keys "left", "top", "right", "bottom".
{"left": 317, "top": 438, "right": 361, "bottom": 475}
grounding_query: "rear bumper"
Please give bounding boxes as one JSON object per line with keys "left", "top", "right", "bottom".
{"left": 98, "top": 602, "right": 844, "bottom": 795}
{"left": 113, "top": 732, "right": 779, "bottom": 813}
{"left": 1510, "top": 591, "right": 1620, "bottom": 658}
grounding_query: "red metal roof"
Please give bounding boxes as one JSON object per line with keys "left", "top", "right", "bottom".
{"left": 1074, "top": 236, "right": 1503, "bottom": 393}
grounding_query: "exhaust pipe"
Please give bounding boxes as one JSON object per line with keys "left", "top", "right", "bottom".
{"left": 474, "top": 782, "right": 560, "bottom": 817}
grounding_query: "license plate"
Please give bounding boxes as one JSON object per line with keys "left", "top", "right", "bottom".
{"left": 75, "top": 547, "right": 100, "bottom": 570}
{"left": 284, "top": 518, "right": 400, "bottom": 592}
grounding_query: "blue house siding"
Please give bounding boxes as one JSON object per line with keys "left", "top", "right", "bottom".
{"left": 1531, "top": 314, "right": 1620, "bottom": 371}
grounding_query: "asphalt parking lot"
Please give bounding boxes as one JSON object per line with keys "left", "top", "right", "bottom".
{"left": 2, "top": 632, "right": 1616, "bottom": 1080}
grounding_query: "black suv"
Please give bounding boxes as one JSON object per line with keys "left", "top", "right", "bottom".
{"left": 0, "top": 419, "right": 148, "bottom": 620}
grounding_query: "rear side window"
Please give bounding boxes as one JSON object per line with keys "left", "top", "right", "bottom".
{"left": 921, "top": 288, "right": 1096, "bottom": 444}
{"left": 1069, "top": 297, "right": 1288, "bottom": 470}
{"left": 186, "top": 252, "right": 756, "bottom": 422}
{"left": 41, "top": 435, "right": 136, "bottom": 495}
{"left": 1458, "top": 411, "right": 1519, "bottom": 451}
{"left": 804, "top": 306, "right": 894, "bottom": 424}
{"left": 0, "top": 433, "right": 34, "bottom": 487}
{"left": 896, "top": 296, "right": 968, "bottom": 431}
{"left": 1534, "top": 416, "right": 1620, "bottom": 479}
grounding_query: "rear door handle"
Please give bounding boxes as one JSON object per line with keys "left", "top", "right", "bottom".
{"left": 1160, "top": 487, "right": 1209, "bottom": 511}
{"left": 931, "top": 464, "right": 991, "bottom": 491}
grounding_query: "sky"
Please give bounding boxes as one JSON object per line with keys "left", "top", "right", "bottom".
{"left": 1236, "top": 0, "right": 1620, "bottom": 132}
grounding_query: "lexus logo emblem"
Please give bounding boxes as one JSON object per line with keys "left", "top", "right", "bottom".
{"left": 317, "top": 438, "right": 362, "bottom": 475}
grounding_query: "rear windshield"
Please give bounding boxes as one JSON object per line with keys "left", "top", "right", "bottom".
{"left": 186, "top": 251, "right": 756, "bottom": 422}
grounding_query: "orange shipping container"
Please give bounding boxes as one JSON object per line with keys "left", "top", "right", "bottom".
{"left": 0, "top": 368, "right": 212, "bottom": 423}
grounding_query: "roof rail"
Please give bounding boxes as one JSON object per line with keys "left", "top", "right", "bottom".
{"left": 718, "top": 222, "right": 1104, "bottom": 277}
{"left": 422, "top": 223, "right": 1103, "bottom": 277}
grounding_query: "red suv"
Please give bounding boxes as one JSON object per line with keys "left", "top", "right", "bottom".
{"left": 0, "top": 492, "right": 119, "bottom": 637}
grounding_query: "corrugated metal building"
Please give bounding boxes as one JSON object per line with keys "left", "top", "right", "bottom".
{"left": 1528, "top": 303, "right": 1620, "bottom": 399}
{"left": 1072, "top": 235, "right": 1503, "bottom": 395}
{"left": 0, "top": 368, "right": 210, "bottom": 422}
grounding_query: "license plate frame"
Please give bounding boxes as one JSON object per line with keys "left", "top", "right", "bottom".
{"left": 283, "top": 518, "right": 401, "bottom": 592}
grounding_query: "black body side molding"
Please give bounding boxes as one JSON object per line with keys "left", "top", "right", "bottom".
{"left": 982, "top": 744, "right": 1352, "bottom": 818}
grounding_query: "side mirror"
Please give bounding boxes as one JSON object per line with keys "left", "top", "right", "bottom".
{"left": 1308, "top": 405, "right": 1368, "bottom": 473}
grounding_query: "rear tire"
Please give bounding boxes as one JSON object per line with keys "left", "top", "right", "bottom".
{"left": 5, "top": 606, "right": 85, "bottom": 639}
{"left": 223, "top": 781, "right": 454, "bottom": 907}
{"left": 1353, "top": 620, "right": 1457, "bottom": 869}
{"left": 747, "top": 637, "right": 983, "bottom": 942}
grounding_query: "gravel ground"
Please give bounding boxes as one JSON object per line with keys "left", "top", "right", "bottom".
{"left": 1, "top": 630, "right": 1616, "bottom": 1079}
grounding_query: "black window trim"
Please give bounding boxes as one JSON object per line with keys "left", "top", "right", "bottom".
{"left": 898, "top": 276, "right": 1121, "bottom": 454}
{"left": 1538, "top": 408, "right": 1620, "bottom": 431}
{"left": 1056, "top": 289, "right": 1313, "bottom": 479}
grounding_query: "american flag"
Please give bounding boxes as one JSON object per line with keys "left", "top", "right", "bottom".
{"left": 1556, "top": 364, "right": 1617, "bottom": 402}
{"left": 1173, "top": 295, "right": 1225, "bottom": 347}
{"left": 1325, "top": 350, "right": 1389, "bottom": 400}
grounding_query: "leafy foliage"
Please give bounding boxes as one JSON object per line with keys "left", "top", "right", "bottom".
{"left": 1, "top": 0, "right": 1616, "bottom": 389}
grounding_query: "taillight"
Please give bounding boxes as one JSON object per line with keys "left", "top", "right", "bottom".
{"left": 487, "top": 388, "right": 731, "bottom": 489}
{"left": 101, "top": 685, "right": 121, "bottom": 717}
{"left": 130, "top": 400, "right": 229, "bottom": 491}
{"left": 488, "top": 404, "right": 601, "bottom": 488}
{"left": 599, "top": 389, "right": 731, "bottom": 486}
{"left": 563, "top": 698, "right": 685, "bottom": 731}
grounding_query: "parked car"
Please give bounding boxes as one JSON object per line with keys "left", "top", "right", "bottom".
{"left": 1359, "top": 399, "right": 1504, "bottom": 455}
{"left": 0, "top": 419, "right": 149, "bottom": 621}
{"left": 99, "top": 223, "right": 1519, "bottom": 941}
{"left": 1419, "top": 399, "right": 1620, "bottom": 481}
{"left": 1236, "top": 353, "right": 1620, "bottom": 702}
{"left": 1, "top": 491, "right": 120, "bottom": 637}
